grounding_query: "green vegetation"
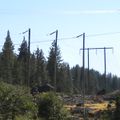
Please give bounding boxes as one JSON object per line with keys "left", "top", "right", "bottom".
{"left": 0, "top": 30, "right": 120, "bottom": 94}
{"left": 0, "top": 82, "right": 37, "bottom": 120}
{"left": 36, "top": 92, "right": 70, "bottom": 120}
{"left": 96, "top": 96, "right": 120, "bottom": 120}
{"left": 113, "top": 96, "right": 120, "bottom": 120}
{"left": 0, "top": 30, "right": 120, "bottom": 119}
{"left": 0, "top": 82, "right": 71, "bottom": 120}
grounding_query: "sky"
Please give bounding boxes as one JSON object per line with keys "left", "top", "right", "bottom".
{"left": 0, "top": 0, "right": 120, "bottom": 76}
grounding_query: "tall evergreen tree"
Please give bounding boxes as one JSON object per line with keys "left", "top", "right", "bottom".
{"left": 35, "top": 48, "right": 48, "bottom": 86}
{"left": 12, "top": 53, "right": 19, "bottom": 84}
{"left": 106, "top": 73, "right": 113, "bottom": 92}
{"left": 18, "top": 37, "right": 28, "bottom": 85}
{"left": 1, "top": 30, "right": 14, "bottom": 83}
{"left": 47, "top": 40, "right": 62, "bottom": 87}
{"left": 112, "top": 75, "right": 118, "bottom": 91}
{"left": 29, "top": 53, "right": 36, "bottom": 86}
{"left": 65, "top": 64, "right": 73, "bottom": 93}
{"left": 58, "top": 63, "right": 73, "bottom": 93}
{"left": 18, "top": 37, "right": 28, "bottom": 62}
{"left": 71, "top": 65, "right": 82, "bottom": 93}
{"left": 0, "top": 52, "right": 2, "bottom": 80}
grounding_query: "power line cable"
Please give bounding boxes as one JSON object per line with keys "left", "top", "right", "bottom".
{"left": 0, "top": 31, "right": 120, "bottom": 47}
{"left": 27, "top": 31, "right": 120, "bottom": 44}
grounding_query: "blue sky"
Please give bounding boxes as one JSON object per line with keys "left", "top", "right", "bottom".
{"left": 0, "top": 0, "right": 120, "bottom": 76}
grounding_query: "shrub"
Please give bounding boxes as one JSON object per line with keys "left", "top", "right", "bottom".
{"left": 0, "top": 82, "right": 37, "bottom": 120}
{"left": 113, "top": 96, "right": 120, "bottom": 120}
{"left": 36, "top": 92, "right": 71, "bottom": 120}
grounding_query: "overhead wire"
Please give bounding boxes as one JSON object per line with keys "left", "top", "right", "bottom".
{"left": 0, "top": 31, "right": 120, "bottom": 47}
{"left": 26, "top": 31, "right": 120, "bottom": 44}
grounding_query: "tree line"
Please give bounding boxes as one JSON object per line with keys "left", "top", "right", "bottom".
{"left": 0, "top": 30, "right": 120, "bottom": 94}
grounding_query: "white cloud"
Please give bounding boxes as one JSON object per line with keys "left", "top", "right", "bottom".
{"left": 63, "top": 9, "right": 120, "bottom": 15}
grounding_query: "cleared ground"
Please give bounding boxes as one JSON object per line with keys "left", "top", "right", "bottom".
{"left": 63, "top": 95, "right": 115, "bottom": 119}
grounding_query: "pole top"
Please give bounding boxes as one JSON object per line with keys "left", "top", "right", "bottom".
{"left": 49, "top": 30, "right": 58, "bottom": 35}
{"left": 76, "top": 33, "right": 85, "bottom": 38}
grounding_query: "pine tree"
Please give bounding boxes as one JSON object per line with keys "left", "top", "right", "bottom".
{"left": 18, "top": 37, "right": 28, "bottom": 85}
{"left": 65, "top": 64, "right": 73, "bottom": 93}
{"left": 58, "top": 63, "right": 73, "bottom": 93}
{"left": 18, "top": 37, "right": 28, "bottom": 62}
{"left": 47, "top": 40, "right": 62, "bottom": 87}
{"left": 35, "top": 48, "right": 48, "bottom": 86}
{"left": 112, "top": 75, "right": 118, "bottom": 91}
{"left": 71, "top": 65, "right": 82, "bottom": 93}
{"left": 1, "top": 30, "right": 14, "bottom": 83}
{"left": 12, "top": 54, "right": 19, "bottom": 84}
{"left": 0, "top": 52, "right": 2, "bottom": 79}
{"left": 29, "top": 53, "right": 36, "bottom": 86}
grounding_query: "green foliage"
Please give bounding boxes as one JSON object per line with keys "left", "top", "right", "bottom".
{"left": 113, "top": 96, "right": 120, "bottom": 120}
{"left": 0, "top": 82, "right": 37, "bottom": 120}
{"left": 0, "top": 82, "right": 71, "bottom": 120}
{"left": 99, "top": 110, "right": 113, "bottom": 120}
{"left": 98, "top": 97, "right": 120, "bottom": 120}
{"left": 57, "top": 63, "right": 73, "bottom": 93}
{"left": 17, "top": 37, "right": 28, "bottom": 86}
{"left": 0, "top": 30, "right": 120, "bottom": 95}
{"left": 1, "top": 30, "right": 15, "bottom": 83}
{"left": 71, "top": 65, "right": 81, "bottom": 93}
{"left": 18, "top": 37, "right": 28, "bottom": 62}
{"left": 35, "top": 48, "right": 48, "bottom": 85}
{"left": 36, "top": 92, "right": 71, "bottom": 120}
{"left": 47, "top": 40, "right": 62, "bottom": 87}
{"left": 15, "top": 112, "right": 39, "bottom": 120}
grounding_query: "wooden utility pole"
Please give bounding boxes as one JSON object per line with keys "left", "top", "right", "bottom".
{"left": 76, "top": 33, "right": 86, "bottom": 120}
{"left": 104, "top": 47, "right": 106, "bottom": 89}
{"left": 49, "top": 30, "right": 58, "bottom": 91}
{"left": 28, "top": 28, "right": 31, "bottom": 87}
{"left": 80, "top": 47, "right": 113, "bottom": 91}
{"left": 87, "top": 48, "right": 90, "bottom": 93}
{"left": 22, "top": 28, "right": 31, "bottom": 87}
{"left": 83, "top": 33, "right": 86, "bottom": 120}
{"left": 54, "top": 30, "right": 58, "bottom": 91}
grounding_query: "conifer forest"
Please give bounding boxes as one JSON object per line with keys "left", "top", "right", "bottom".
{"left": 0, "top": 30, "right": 120, "bottom": 120}
{"left": 0, "top": 30, "right": 119, "bottom": 94}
